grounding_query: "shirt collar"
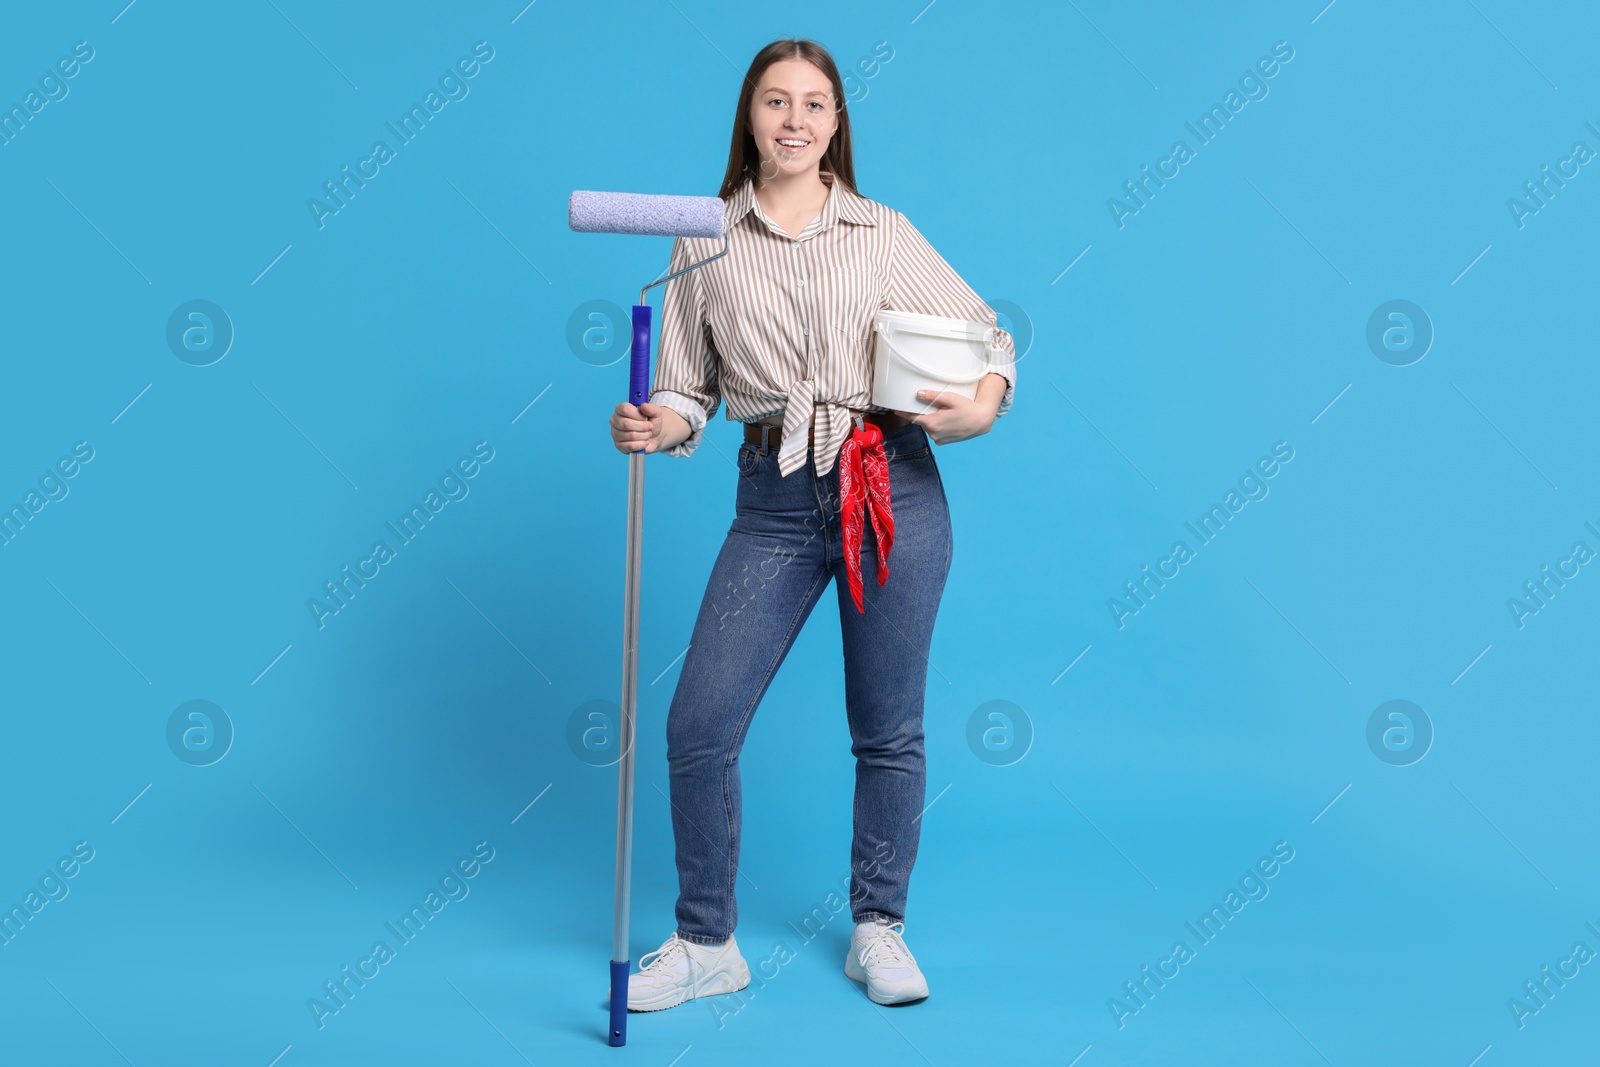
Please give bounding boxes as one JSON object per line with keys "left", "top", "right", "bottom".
{"left": 725, "top": 173, "right": 878, "bottom": 235}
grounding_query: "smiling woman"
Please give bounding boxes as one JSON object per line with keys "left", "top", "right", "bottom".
{"left": 606, "top": 36, "right": 1018, "bottom": 1019}
{"left": 726, "top": 51, "right": 848, "bottom": 231}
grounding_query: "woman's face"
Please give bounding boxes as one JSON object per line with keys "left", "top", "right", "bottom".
{"left": 748, "top": 58, "right": 839, "bottom": 183}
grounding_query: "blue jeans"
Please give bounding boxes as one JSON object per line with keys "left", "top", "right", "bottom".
{"left": 665, "top": 419, "right": 953, "bottom": 945}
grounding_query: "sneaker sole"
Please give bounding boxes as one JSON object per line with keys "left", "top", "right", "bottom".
{"left": 844, "top": 954, "right": 929, "bottom": 1006}
{"left": 627, "top": 959, "right": 751, "bottom": 1013}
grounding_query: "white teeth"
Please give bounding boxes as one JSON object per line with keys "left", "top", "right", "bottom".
{"left": 778, "top": 139, "right": 808, "bottom": 147}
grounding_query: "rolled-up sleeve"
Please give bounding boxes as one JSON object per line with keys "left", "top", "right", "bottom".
{"left": 649, "top": 236, "right": 722, "bottom": 458}
{"left": 887, "top": 211, "right": 1015, "bottom": 418}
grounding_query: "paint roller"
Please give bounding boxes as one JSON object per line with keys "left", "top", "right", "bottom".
{"left": 567, "top": 189, "right": 728, "bottom": 1047}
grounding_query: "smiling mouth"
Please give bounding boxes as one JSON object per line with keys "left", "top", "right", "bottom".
{"left": 777, "top": 139, "right": 810, "bottom": 151}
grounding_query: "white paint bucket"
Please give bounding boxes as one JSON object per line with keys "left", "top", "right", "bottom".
{"left": 870, "top": 310, "right": 997, "bottom": 414}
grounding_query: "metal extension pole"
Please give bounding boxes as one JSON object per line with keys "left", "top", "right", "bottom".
{"left": 609, "top": 447, "right": 644, "bottom": 1046}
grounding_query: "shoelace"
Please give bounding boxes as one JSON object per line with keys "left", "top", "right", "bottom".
{"left": 856, "top": 921, "right": 915, "bottom": 970}
{"left": 637, "top": 934, "right": 692, "bottom": 975}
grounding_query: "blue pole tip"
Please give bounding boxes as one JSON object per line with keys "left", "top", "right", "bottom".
{"left": 608, "top": 959, "right": 630, "bottom": 1046}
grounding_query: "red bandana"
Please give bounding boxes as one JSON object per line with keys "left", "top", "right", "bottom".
{"left": 838, "top": 421, "right": 895, "bottom": 614}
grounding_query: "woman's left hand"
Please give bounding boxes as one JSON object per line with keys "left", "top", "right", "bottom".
{"left": 895, "top": 375, "right": 1005, "bottom": 446}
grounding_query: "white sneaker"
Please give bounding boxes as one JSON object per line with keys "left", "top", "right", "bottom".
{"left": 845, "top": 919, "right": 930, "bottom": 1005}
{"left": 626, "top": 931, "right": 751, "bottom": 1012}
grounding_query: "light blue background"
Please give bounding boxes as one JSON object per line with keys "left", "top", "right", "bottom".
{"left": 1, "top": 1, "right": 1595, "bottom": 1064}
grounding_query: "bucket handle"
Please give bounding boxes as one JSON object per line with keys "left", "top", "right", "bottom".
{"left": 877, "top": 322, "right": 995, "bottom": 384}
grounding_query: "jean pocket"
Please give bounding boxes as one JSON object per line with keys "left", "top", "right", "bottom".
{"left": 737, "top": 443, "right": 761, "bottom": 478}
{"left": 881, "top": 423, "right": 931, "bottom": 464}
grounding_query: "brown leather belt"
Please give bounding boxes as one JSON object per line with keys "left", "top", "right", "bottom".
{"left": 744, "top": 409, "right": 910, "bottom": 452}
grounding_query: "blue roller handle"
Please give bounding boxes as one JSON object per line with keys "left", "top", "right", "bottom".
{"left": 609, "top": 959, "right": 629, "bottom": 1045}
{"left": 629, "top": 304, "right": 652, "bottom": 408}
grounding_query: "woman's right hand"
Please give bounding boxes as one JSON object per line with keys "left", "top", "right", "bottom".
{"left": 610, "top": 401, "right": 666, "bottom": 455}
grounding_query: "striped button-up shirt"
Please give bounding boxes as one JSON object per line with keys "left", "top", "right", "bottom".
{"left": 650, "top": 174, "right": 1016, "bottom": 479}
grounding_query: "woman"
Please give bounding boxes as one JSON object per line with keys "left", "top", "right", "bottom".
{"left": 608, "top": 38, "right": 1015, "bottom": 1012}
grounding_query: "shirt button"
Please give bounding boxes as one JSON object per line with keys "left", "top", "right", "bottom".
{"left": 803, "top": 327, "right": 810, "bottom": 335}
{"left": 798, "top": 278, "right": 807, "bottom": 287}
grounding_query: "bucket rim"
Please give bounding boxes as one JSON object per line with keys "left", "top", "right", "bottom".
{"left": 873, "top": 308, "right": 991, "bottom": 341}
